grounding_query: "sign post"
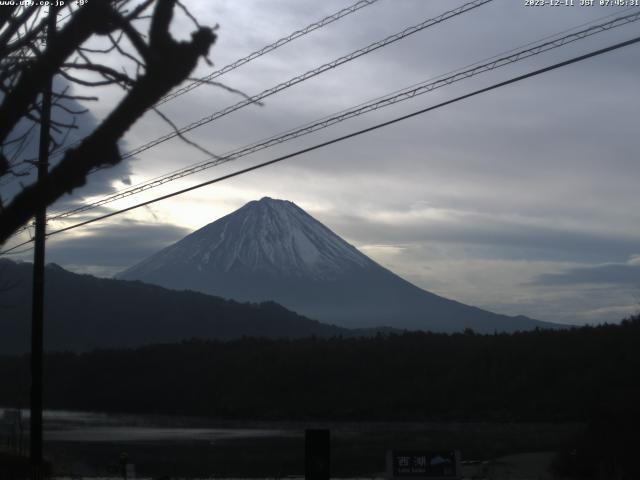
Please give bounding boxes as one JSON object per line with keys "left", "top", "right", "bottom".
{"left": 305, "top": 429, "right": 330, "bottom": 480}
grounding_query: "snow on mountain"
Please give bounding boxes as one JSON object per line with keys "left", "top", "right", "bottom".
{"left": 122, "top": 197, "right": 372, "bottom": 281}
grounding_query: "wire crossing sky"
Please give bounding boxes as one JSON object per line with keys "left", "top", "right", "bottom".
{"left": 4, "top": 34, "right": 640, "bottom": 255}
{"left": 156, "top": 0, "right": 383, "bottom": 106}
{"left": 6, "top": 0, "right": 494, "bottom": 213}
{"left": 33, "top": 9, "right": 640, "bottom": 228}
{"left": 115, "top": 0, "right": 494, "bottom": 162}
{"left": 7, "top": 0, "right": 494, "bottom": 229}
{"left": 36, "top": 0, "right": 383, "bottom": 167}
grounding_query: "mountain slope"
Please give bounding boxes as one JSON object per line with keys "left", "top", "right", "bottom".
{"left": 118, "top": 197, "right": 558, "bottom": 332}
{"left": 0, "top": 259, "right": 347, "bottom": 354}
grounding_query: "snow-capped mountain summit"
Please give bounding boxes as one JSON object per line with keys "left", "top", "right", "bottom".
{"left": 125, "top": 197, "right": 372, "bottom": 281}
{"left": 118, "top": 198, "right": 558, "bottom": 332}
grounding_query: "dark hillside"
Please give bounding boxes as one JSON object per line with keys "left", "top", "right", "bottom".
{"left": 0, "top": 259, "right": 346, "bottom": 353}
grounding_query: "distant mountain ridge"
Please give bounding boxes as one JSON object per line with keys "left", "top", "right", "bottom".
{"left": 0, "top": 259, "right": 347, "bottom": 354}
{"left": 118, "top": 197, "right": 559, "bottom": 332}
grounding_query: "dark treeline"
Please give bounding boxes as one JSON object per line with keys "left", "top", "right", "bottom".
{"left": 1, "top": 317, "right": 639, "bottom": 422}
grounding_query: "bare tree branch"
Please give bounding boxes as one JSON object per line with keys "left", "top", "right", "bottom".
{"left": 0, "top": 0, "right": 217, "bottom": 243}
{"left": 0, "top": 1, "right": 118, "bottom": 144}
{"left": 152, "top": 107, "right": 221, "bottom": 159}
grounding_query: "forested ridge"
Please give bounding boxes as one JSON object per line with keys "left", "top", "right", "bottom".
{"left": 1, "top": 317, "right": 638, "bottom": 422}
{"left": 0, "top": 259, "right": 347, "bottom": 354}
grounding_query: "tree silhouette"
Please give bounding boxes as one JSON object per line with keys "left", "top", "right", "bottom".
{"left": 0, "top": 0, "right": 216, "bottom": 244}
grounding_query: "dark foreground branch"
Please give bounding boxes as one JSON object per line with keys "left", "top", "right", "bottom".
{"left": 0, "top": 0, "right": 216, "bottom": 244}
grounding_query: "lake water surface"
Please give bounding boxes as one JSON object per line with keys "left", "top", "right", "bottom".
{"left": 1, "top": 407, "right": 583, "bottom": 478}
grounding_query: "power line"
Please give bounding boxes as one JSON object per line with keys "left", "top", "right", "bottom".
{"left": 35, "top": 9, "right": 640, "bottom": 227}
{"left": 39, "top": 0, "right": 383, "bottom": 162}
{"left": 4, "top": 0, "right": 492, "bottom": 204}
{"left": 112, "top": 0, "right": 494, "bottom": 162}
{"left": 0, "top": 244, "right": 35, "bottom": 256}
{"left": 3, "top": 0, "right": 382, "bottom": 181}
{"left": 29, "top": 0, "right": 493, "bottom": 224}
{"left": 156, "top": 0, "right": 382, "bottom": 106}
{"left": 3, "top": 33, "right": 639, "bottom": 256}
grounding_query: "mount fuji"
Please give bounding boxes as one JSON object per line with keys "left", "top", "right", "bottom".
{"left": 117, "top": 197, "right": 556, "bottom": 332}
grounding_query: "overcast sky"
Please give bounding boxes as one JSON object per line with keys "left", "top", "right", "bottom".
{"left": 3, "top": 0, "right": 640, "bottom": 325}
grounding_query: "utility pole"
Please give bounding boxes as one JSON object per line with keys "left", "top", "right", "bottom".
{"left": 30, "top": 6, "right": 56, "bottom": 480}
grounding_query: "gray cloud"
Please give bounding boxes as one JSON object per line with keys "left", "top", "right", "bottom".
{"left": 311, "top": 204, "right": 640, "bottom": 264}
{"left": 44, "top": 219, "right": 190, "bottom": 277}
{"left": 531, "top": 260, "right": 640, "bottom": 286}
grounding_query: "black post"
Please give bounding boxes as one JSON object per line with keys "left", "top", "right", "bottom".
{"left": 305, "top": 429, "right": 330, "bottom": 480}
{"left": 30, "top": 7, "right": 55, "bottom": 479}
